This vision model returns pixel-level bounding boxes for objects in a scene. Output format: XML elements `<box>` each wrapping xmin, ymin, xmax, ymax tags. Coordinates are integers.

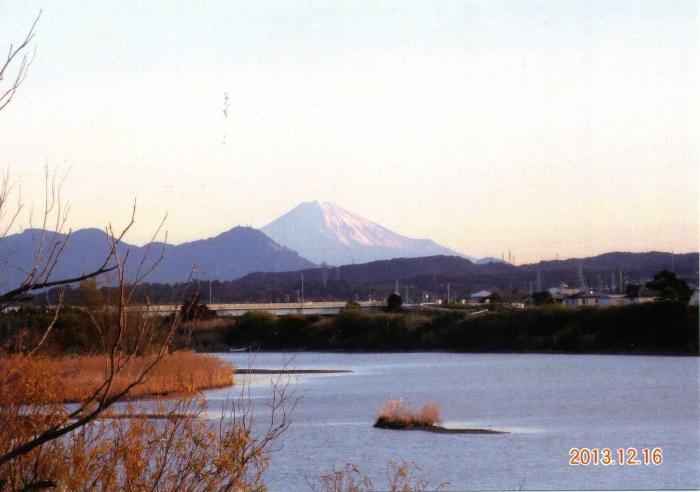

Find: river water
<box><xmin>202</xmin><ymin>352</ymin><xmax>699</xmax><ymax>491</ymax></box>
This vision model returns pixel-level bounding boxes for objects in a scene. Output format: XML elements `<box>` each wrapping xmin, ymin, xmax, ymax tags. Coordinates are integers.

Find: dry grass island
<box><xmin>374</xmin><ymin>399</ymin><xmax>507</xmax><ymax>435</ymax></box>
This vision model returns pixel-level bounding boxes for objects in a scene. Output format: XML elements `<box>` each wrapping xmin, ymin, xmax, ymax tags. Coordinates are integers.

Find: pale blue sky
<box><xmin>0</xmin><ymin>1</ymin><xmax>697</xmax><ymax>262</ymax></box>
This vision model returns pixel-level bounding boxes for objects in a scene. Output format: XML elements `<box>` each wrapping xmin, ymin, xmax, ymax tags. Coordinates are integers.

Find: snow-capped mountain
<box><xmin>262</xmin><ymin>201</ymin><xmax>474</xmax><ymax>265</ymax></box>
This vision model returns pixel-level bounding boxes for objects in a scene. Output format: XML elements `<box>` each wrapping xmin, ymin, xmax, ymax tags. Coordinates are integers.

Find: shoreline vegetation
<box><xmin>218</xmin><ymin>301</ymin><xmax>698</xmax><ymax>356</ymax></box>
<box><xmin>3</xmin><ymin>301</ymin><xmax>697</xmax><ymax>357</ymax></box>
<box><xmin>374</xmin><ymin>399</ymin><xmax>506</xmax><ymax>435</ymax></box>
<box><xmin>0</xmin><ymin>351</ymin><xmax>234</xmax><ymax>404</ymax></box>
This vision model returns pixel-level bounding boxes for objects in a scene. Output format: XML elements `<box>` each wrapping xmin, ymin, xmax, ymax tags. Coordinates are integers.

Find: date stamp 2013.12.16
<box><xmin>569</xmin><ymin>448</ymin><xmax>663</xmax><ymax>466</ymax></box>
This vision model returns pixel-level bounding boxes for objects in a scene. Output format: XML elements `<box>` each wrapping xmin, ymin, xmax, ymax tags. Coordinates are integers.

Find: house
<box><xmin>470</xmin><ymin>290</ymin><xmax>492</xmax><ymax>304</ymax></box>
<box><xmin>564</xmin><ymin>293</ymin><xmax>599</xmax><ymax>307</ymax></box>
<box><xmin>597</xmin><ymin>294</ymin><xmax>627</xmax><ymax>307</ymax></box>
<box><xmin>548</xmin><ymin>284</ymin><xmax>581</xmax><ymax>303</ymax></box>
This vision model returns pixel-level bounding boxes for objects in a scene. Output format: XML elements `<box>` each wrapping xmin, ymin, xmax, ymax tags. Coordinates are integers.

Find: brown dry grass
<box><xmin>375</xmin><ymin>399</ymin><xmax>442</xmax><ymax>429</ymax></box>
<box><xmin>0</xmin><ymin>366</ymin><xmax>293</xmax><ymax>491</ymax></box>
<box><xmin>0</xmin><ymin>351</ymin><xmax>234</xmax><ymax>403</ymax></box>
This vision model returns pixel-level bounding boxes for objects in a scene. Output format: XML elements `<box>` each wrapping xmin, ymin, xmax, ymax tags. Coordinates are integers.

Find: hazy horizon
<box><xmin>7</xmin><ymin>197</ymin><xmax>697</xmax><ymax>266</ymax></box>
<box><xmin>1</xmin><ymin>1</ymin><xmax>697</xmax><ymax>263</ymax></box>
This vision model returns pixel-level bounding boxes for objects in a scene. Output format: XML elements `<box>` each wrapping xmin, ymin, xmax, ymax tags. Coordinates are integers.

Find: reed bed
<box><xmin>0</xmin><ymin>351</ymin><xmax>234</xmax><ymax>403</ymax></box>
<box><xmin>375</xmin><ymin>399</ymin><xmax>442</xmax><ymax>429</ymax></box>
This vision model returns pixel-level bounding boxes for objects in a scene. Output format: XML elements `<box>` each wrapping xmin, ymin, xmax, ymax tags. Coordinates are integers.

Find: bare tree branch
<box><xmin>0</xmin><ymin>11</ymin><xmax>40</xmax><ymax>112</ymax></box>
<box><xmin>0</xmin><ymin>208</ymin><xmax>173</xmax><ymax>467</ymax></box>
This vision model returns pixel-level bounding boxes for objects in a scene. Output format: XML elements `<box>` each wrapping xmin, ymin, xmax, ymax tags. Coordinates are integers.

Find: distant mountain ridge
<box><xmin>3</xmin><ymin>215</ymin><xmax>694</xmax><ymax>298</ymax></box>
<box><xmin>262</xmin><ymin>201</ymin><xmax>494</xmax><ymax>265</ymax></box>
<box><xmin>96</xmin><ymin>251</ymin><xmax>697</xmax><ymax>304</ymax></box>
<box><xmin>0</xmin><ymin>226</ymin><xmax>314</xmax><ymax>290</ymax></box>
<box><xmin>224</xmin><ymin>251</ymin><xmax>698</xmax><ymax>302</ymax></box>
<box><xmin>236</xmin><ymin>251</ymin><xmax>698</xmax><ymax>286</ymax></box>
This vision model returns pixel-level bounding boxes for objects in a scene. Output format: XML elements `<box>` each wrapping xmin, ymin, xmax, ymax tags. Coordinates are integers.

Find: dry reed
<box><xmin>0</xmin><ymin>351</ymin><xmax>234</xmax><ymax>403</ymax></box>
<box><xmin>375</xmin><ymin>399</ymin><xmax>442</xmax><ymax>429</ymax></box>
<box><xmin>0</xmin><ymin>370</ymin><xmax>293</xmax><ymax>490</ymax></box>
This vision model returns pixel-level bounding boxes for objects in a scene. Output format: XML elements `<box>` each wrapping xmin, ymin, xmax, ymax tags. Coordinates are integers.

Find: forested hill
<box><xmin>236</xmin><ymin>251</ymin><xmax>697</xmax><ymax>285</ymax></box>
<box><xmin>0</xmin><ymin>226</ymin><xmax>314</xmax><ymax>291</ymax></box>
<box><xmin>46</xmin><ymin>251</ymin><xmax>698</xmax><ymax>305</ymax></box>
<box><xmin>517</xmin><ymin>252</ymin><xmax>698</xmax><ymax>278</ymax></box>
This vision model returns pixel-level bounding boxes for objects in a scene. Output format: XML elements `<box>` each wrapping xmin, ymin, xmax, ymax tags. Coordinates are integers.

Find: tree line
<box><xmin>220</xmin><ymin>301</ymin><xmax>698</xmax><ymax>355</ymax></box>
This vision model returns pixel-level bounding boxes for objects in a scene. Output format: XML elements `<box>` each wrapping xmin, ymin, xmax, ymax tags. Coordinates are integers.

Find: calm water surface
<box><xmin>203</xmin><ymin>353</ymin><xmax>699</xmax><ymax>491</ymax></box>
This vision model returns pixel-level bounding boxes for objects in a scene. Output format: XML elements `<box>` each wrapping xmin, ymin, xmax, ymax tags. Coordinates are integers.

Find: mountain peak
<box><xmin>262</xmin><ymin>201</ymin><xmax>469</xmax><ymax>265</ymax></box>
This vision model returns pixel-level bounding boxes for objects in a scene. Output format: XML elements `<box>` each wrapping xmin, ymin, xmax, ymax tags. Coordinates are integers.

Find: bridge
<box><xmin>147</xmin><ymin>300</ymin><xmax>385</xmax><ymax>315</ymax></box>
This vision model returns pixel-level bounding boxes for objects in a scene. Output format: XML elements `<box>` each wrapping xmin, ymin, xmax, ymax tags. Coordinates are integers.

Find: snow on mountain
<box><xmin>262</xmin><ymin>201</ymin><xmax>475</xmax><ymax>265</ymax></box>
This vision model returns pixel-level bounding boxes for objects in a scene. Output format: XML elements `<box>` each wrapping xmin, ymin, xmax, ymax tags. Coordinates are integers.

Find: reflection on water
<box><xmin>204</xmin><ymin>352</ymin><xmax>699</xmax><ymax>491</ymax></box>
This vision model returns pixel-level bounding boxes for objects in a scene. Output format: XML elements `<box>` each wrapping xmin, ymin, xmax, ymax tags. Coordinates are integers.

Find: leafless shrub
<box><xmin>315</xmin><ymin>463</ymin><xmax>374</xmax><ymax>492</ymax></box>
<box><xmin>314</xmin><ymin>461</ymin><xmax>447</xmax><ymax>492</ymax></box>
<box><xmin>0</xmin><ymin>365</ymin><xmax>295</xmax><ymax>490</ymax></box>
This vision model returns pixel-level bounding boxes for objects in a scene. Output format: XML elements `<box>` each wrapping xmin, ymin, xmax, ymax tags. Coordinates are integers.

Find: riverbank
<box><xmin>213</xmin><ymin>302</ymin><xmax>698</xmax><ymax>355</ymax></box>
<box><xmin>234</xmin><ymin>368</ymin><xmax>352</xmax><ymax>374</ymax></box>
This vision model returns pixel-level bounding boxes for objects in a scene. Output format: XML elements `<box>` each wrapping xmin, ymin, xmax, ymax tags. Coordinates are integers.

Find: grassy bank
<box><xmin>0</xmin><ymin>351</ymin><xmax>234</xmax><ymax>403</ymax></box>
<box><xmin>221</xmin><ymin>302</ymin><xmax>698</xmax><ymax>355</ymax></box>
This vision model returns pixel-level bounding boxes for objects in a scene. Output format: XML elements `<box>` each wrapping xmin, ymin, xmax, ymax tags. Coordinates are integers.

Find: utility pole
<box><xmin>395</xmin><ymin>279</ymin><xmax>399</xmax><ymax>294</ymax></box>
<box><xmin>671</xmin><ymin>251</ymin><xmax>675</xmax><ymax>273</ymax></box>
<box><xmin>209</xmin><ymin>279</ymin><xmax>212</xmax><ymax>304</ymax></box>
<box><xmin>447</xmin><ymin>283</ymin><xmax>451</xmax><ymax>303</ymax></box>
<box><xmin>619</xmin><ymin>271</ymin><xmax>624</xmax><ymax>294</ymax></box>
<box><xmin>405</xmin><ymin>286</ymin><xmax>409</xmax><ymax>305</ymax></box>
<box><xmin>300</xmin><ymin>272</ymin><xmax>305</xmax><ymax>310</ymax></box>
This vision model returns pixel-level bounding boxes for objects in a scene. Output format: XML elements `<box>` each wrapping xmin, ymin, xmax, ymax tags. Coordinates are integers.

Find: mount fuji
<box><xmin>262</xmin><ymin>201</ymin><xmax>484</xmax><ymax>266</ymax></box>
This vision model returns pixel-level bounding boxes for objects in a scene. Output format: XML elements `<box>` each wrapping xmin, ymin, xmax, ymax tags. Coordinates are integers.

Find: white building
<box><xmin>548</xmin><ymin>284</ymin><xmax>581</xmax><ymax>303</ymax></box>
<box><xmin>470</xmin><ymin>290</ymin><xmax>492</xmax><ymax>304</ymax></box>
